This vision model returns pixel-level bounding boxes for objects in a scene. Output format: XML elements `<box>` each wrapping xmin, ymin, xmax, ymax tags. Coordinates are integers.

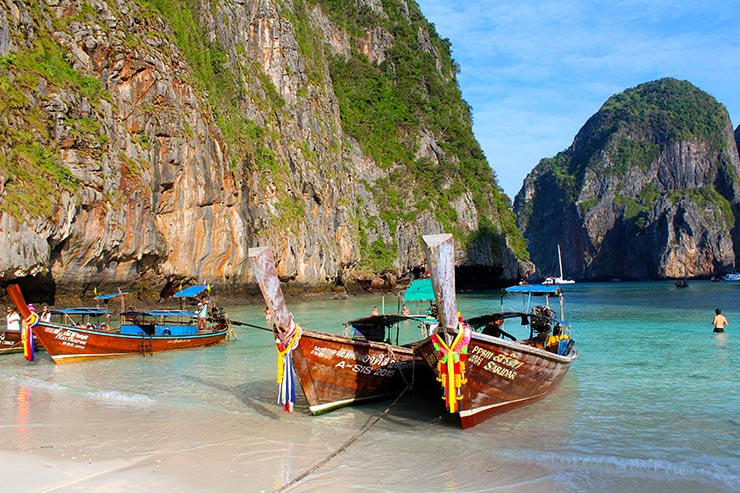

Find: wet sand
<box><xmin>0</xmin><ymin>363</ymin><xmax>561</xmax><ymax>493</ymax></box>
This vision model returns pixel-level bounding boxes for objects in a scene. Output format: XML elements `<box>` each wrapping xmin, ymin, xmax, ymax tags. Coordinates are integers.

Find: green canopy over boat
<box><xmin>403</xmin><ymin>279</ymin><xmax>434</xmax><ymax>302</ymax></box>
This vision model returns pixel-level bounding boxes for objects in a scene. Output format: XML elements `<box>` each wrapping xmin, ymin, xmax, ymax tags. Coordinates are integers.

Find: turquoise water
<box><xmin>1</xmin><ymin>281</ymin><xmax>739</xmax><ymax>492</ymax></box>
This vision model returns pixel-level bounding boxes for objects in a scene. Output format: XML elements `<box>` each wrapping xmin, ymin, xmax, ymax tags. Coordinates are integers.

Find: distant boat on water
<box><xmin>722</xmin><ymin>272</ymin><xmax>740</xmax><ymax>281</ymax></box>
<box><xmin>543</xmin><ymin>244</ymin><xmax>576</xmax><ymax>285</ymax></box>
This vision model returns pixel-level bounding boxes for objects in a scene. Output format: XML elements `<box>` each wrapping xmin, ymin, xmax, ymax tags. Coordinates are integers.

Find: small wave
<box><xmin>496</xmin><ymin>449</ymin><xmax>740</xmax><ymax>490</ymax></box>
<box><xmin>87</xmin><ymin>389</ymin><xmax>155</xmax><ymax>406</ymax></box>
<box><xmin>10</xmin><ymin>376</ymin><xmax>155</xmax><ymax>407</ymax></box>
<box><xmin>10</xmin><ymin>375</ymin><xmax>66</xmax><ymax>392</ymax></box>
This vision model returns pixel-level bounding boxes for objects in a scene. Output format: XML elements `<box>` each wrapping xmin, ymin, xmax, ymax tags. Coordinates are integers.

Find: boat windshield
<box><xmin>50</xmin><ymin>308</ymin><xmax>113</xmax><ymax>329</ymax></box>
<box><xmin>122</xmin><ymin>310</ymin><xmax>197</xmax><ymax>322</ymax></box>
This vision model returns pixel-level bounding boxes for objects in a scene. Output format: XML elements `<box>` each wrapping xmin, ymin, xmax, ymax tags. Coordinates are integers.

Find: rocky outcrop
<box><xmin>514</xmin><ymin>78</ymin><xmax>740</xmax><ymax>280</ymax></box>
<box><xmin>0</xmin><ymin>0</ymin><xmax>530</xmax><ymax>300</ymax></box>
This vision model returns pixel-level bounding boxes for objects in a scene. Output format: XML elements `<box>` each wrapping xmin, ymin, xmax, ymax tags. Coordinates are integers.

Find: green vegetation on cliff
<box><xmin>0</xmin><ymin>29</ymin><xmax>101</xmax><ymax>218</ymax></box>
<box><xmin>1</xmin><ymin>0</ymin><xmax>528</xmax><ymax>283</ymax></box>
<box><xmin>515</xmin><ymin>77</ymin><xmax>739</xmax><ymax>281</ymax></box>
<box><xmin>555</xmin><ymin>78</ymin><xmax>731</xmax><ymax>201</ymax></box>
<box><xmin>317</xmin><ymin>0</ymin><xmax>527</xmax><ymax>266</ymax></box>
<box><xmin>138</xmin><ymin>0</ymin><xmax>268</xmax><ymax>170</ymax></box>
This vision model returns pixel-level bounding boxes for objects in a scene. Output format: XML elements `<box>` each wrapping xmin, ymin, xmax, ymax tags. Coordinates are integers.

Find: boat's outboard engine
<box><xmin>209</xmin><ymin>306</ymin><xmax>229</xmax><ymax>328</ymax></box>
<box><xmin>530</xmin><ymin>305</ymin><xmax>555</xmax><ymax>336</ymax></box>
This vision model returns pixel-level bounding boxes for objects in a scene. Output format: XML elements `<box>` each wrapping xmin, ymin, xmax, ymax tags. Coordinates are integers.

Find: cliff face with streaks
<box><xmin>0</xmin><ymin>0</ymin><xmax>531</xmax><ymax>300</ymax></box>
<box><xmin>515</xmin><ymin>79</ymin><xmax>740</xmax><ymax>281</ymax></box>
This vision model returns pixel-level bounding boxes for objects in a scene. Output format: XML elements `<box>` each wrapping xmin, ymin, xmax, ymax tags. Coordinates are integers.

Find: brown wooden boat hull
<box><xmin>30</xmin><ymin>321</ymin><xmax>229</xmax><ymax>363</ymax></box>
<box><xmin>0</xmin><ymin>331</ymin><xmax>43</xmax><ymax>355</ymax></box>
<box><xmin>292</xmin><ymin>330</ymin><xmax>426</xmax><ymax>414</ymax></box>
<box><xmin>417</xmin><ymin>332</ymin><xmax>577</xmax><ymax>429</ymax></box>
<box><xmin>0</xmin><ymin>331</ymin><xmax>24</xmax><ymax>354</ymax></box>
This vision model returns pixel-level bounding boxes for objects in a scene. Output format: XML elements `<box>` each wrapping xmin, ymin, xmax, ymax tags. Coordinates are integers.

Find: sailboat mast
<box><xmin>558</xmin><ymin>244</ymin><xmax>564</xmax><ymax>279</ymax></box>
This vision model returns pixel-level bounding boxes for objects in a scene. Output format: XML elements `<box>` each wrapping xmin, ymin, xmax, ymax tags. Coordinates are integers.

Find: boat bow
<box><xmin>248</xmin><ymin>246</ymin><xmax>426</xmax><ymax>415</ymax></box>
<box><xmin>418</xmin><ymin>234</ymin><xmax>578</xmax><ymax>429</ymax></box>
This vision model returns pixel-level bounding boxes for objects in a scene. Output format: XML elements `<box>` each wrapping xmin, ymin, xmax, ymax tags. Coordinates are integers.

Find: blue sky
<box><xmin>415</xmin><ymin>1</ymin><xmax>740</xmax><ymax>199</ymax></box>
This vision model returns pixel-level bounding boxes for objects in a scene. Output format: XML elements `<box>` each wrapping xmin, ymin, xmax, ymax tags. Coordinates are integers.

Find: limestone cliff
<box><xmin>514</xmin><ymin>78</ymin><xmax>740</xmax><ymax>280</ymax></box>
<box><xmin>0</xmin><ymin>0</ymin><xmax>530</xmax><ymax>300</ymax></box>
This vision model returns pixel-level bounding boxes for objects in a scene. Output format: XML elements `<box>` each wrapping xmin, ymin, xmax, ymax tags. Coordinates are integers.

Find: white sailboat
<box><xmin>543</xmin><ymin>244</ymin><xmax>576</xmax><ymax>285</ymax></box>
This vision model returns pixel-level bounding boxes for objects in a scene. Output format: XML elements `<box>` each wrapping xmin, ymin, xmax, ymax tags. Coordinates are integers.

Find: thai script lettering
<box><xmin>469</xmin><ymin>346</ymin><xmax>524</xmax><ymax>369</ymax></box>
<box><xmin>467</xmin><ymin>345</ymin><xmax>524</xmax><ymax>380</ymax></box>
<box><xmin>310</xmin><ymin>346</ymin><xmax>358</xmax><ymax>361</ymax></box>
<box><xmin>309</xmin><ymin>344</ymin><xmax>400</xmax><ymax>378</ymax></box>
<box><xmin>52</xmin><ymin>328</ymin><xmax>89</xmax><ymax>350</ymax></box>
<box><xmin>310</xmin><ymin>345</ymin><xmax>400</xmax><ymax>367</ymax></box>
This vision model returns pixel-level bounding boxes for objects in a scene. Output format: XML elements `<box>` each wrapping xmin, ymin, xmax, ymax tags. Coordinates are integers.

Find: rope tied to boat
<box><xmin>431</xmin><ymin>322</ymin><xmax>471</xmax><ymax>413</ymax></box>
<box><xmin>275</xmin><ymin>319</ymin><xmax>302</xmax><ymax>412</ymax></box>
<box><xmin>274</xmin><ymin>381</ymin><xmax>414</xmax><ymax>493</ymax></box>
<box><xmin>386</xmin><ymin>345</ymin><xmax>411</xmax><ymax>387</ymax></box>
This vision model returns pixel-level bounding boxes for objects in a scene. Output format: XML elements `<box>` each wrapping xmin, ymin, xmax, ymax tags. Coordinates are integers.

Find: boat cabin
<box><xmin>345</xmin><ymin>314</ymin><xmax>422</xmax><ymax>345</ymax></box>
<box><xmin>50</xmin><ymin>308</ymin><xmax>113</xmax><ymax>331</ymax></box>
<box><xmin>120</xmin><ymin>310</ymin><xmax>199</xmax><ymax>336</ymax></box>
<box><xmin>464</xmin><ymin>285</ymin><xmax>574</xmax><ymax>355</ymax></box>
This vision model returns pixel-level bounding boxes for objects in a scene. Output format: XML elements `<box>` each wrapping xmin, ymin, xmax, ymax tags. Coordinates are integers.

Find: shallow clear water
<box><xmin>1</xmin><ymin>281</ymin><xmax>739</xmax><ymax>492</ymax></box>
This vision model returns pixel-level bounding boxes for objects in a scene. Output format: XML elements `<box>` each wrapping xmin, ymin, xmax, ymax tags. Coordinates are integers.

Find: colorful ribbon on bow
<box><xmin>22</xmin><ymin>312</ymin><xmax>39</xmax><ymax>362</ymax></box>
<box><xmin>431</xmin><ymin>323</ymin><xmax>471</xmax><ymax>413</ymax></box>
<box><xmin>275</xmin><ymin>319</ymin><xmax>302</xmax><ymax>412</ymax></box>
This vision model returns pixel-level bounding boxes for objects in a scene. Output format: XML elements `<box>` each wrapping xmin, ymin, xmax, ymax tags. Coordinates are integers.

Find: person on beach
<box><xmin>713</xmin><ymin>308</ymin><xmax>728</xmax><ymax>333</ymax></box>
<box><xmin>264</xmin><ymin>306</ymin><xmax>271</xmax><ymax>321</ymax></box>
<box><xmin>197</xmin><ymin>296</ymin><xmax>209</xmax><ymax>332</ymax></box>
<box><xmin>371</xmin><ymin>306</ymin><xmax>379</xmax><ymax>316</ymax></box>
<box><xmin>401</xmin><ymin>304</ymin><xmax>410</xmax><ymax>316</ymax></box>
<box><xmin>40</xmin><ymin>304</ymin><xmax>51</xmax><ymax>323</ymax></box>
<box><xmin>4</xmin><ymin>306</ymin><xmax>21</xmax><ymax>339</ymax></box>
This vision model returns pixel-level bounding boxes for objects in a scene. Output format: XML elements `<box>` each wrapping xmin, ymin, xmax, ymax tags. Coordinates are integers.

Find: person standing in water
<box><xmin>40</xmin><ymin>304</ymin><xmax>52</xmax><ymax>322</ymax></box>
<box><xmin>4</xmin><ymin>306</ymin><xmax>21</xmax><ymax>339</ymax></box>
<box><xmin>197</xmin><ymin>296</ymin><xmax>209</xmax><ymax>333</ymax></box>
<box><xmin>713</xmin><ymin>308</ymin><xmax>728</xmax><ymax>333</ymax></box>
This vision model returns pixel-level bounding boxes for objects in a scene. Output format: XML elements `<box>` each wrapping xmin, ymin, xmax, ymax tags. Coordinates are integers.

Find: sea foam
<box><xmin>10</xmin><ymin>375</ymin><xmax>155</xmax><ymax>407</ymax></box>
<box><xmin>496</xmin><ymin>449</ymin><xmax>740</xmax><ymax>490</ymax></box>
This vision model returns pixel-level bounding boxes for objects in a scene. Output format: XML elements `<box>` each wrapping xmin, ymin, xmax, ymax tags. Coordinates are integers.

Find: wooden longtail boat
<box><xmin>248</xmin><ymin>246</ymin><xmax>428</xmax><ymax>415</ymax></box>
<box><xmin>5</xmin><ymin>284</ymin><xmax>231</xmax><ymax>364</ymax></box>
<box><xmin>0</xmin><ymin>330</ymin><xmax>26</xmax><ymax>354</ymax></box>
<box><xmin>416</xmin><ymin>233</ymin><xmax>578</xmax><ymax>429</ymax></box>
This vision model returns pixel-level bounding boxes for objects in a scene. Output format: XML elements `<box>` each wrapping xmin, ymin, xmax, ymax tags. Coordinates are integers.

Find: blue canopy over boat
<box><xmin>499</xmin><ymin>284</ymin><xmax>567</xmax><ymax>331</ymax></box>
<box><xmin>403</xmin><ymin>279</ymin><xmax>435</xmax><ymax>302</ymax></box>
<box><xmin>94</xmin><ymin>291</ymin><xmax>128</xmax><ymax>300</ymax></box>
<box><xmin>52</xmin><ymin>308</ymin><xmax>112</xmax><ymax>316</ymax></box>
<box><xmin>173</xmin><ymin>285</ymin><xmax>208</xmax><ymax>298</ymax></box>
<box><xmin>123</xmin><ymin>309</ymin><xmax>197</xmax><ymax>317</ymax></box>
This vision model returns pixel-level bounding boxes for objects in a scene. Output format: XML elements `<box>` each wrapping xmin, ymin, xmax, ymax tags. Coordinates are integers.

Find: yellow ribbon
<box><xmin>435</xmin><ymin>324</ymin><xmax>469</xmax><ymax>413</ymax></box>
<box><xmin>276</xmin><ymin>323</ymin><xmax>302</xmax><ymax>384</ymax></box>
